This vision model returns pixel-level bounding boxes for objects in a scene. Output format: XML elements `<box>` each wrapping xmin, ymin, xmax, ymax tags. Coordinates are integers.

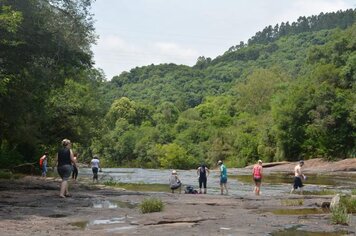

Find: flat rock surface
<box><xmin>0</xmin><ymin>168</ymin><xmax>355</xmax><ymax>235</ymax></box>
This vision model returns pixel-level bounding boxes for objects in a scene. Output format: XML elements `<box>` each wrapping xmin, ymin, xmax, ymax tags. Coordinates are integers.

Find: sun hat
<box><xmin>258</xmin><ymin>160</ymin><xmax>262</xmax><ymax>164</ymax></box>
<box><xmin>172</xmin><ymin>170</ymin><xmax>177</xmax><ymax>174</ymax></box>
<box><xmin>217</xmin><ymin>160</ymin><xmax>223</xmax><ymax>165</ymax></box>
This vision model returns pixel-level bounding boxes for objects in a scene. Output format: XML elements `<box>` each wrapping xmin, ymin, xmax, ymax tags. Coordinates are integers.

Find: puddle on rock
<box><xmin>92</xmin><ymin>200</ymin><xmax>138</xmax><ymax>209</ymax></box>
<box><xmin>70</xmin><ymin>217</ymin><xmax>129</xmax><ymax>229</ymax></box>
<box><xmin>106</xmin><ymin>226</ymin><xmax>137</xmax><ymax>233</ymax></box>
<box><xmin>70</xmin><ymin>221</ymin><xmax>88</xmax><ymax>230</ymax></box>
<box><xmin>268</xmin><ymin>208</ymin><xmax>328</xmax><ymax>215</ymax></box>
<box><xmin>103</xmin><ymin>182</ymin><xmax>170</xmax><ymax>192</ymax></box>
<box><xmin>92</xmin><ymin>217</ymin><xmax>126</xmax><ymax>225</ymax></box>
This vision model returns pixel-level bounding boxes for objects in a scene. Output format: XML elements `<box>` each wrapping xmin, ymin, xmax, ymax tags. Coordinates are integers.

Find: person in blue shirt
<box><xmin>218</xmin><ymin>160</ymin><xmax>228</xmax><ymax>195</ymax></box>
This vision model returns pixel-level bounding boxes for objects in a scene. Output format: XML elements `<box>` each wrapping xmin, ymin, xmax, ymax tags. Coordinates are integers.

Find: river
<box><xmin>78</xmin><ymin>167</ymin><xmax>356</xmax><ymax>197</ymax></box>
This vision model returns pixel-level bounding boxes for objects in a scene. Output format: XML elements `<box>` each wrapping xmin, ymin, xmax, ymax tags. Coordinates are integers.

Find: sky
<box><xmin>91</xmin><ymin>0</ymin><xmax>356</xmax><ymax>80</ymax></box>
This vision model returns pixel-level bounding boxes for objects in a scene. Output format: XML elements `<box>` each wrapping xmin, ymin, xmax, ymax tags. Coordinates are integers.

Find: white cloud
<box><xmin>278</xmin><ymin>0</ymin><xmax>352</xmax><ymax>23</ymax></box>
<box><xmin>154</xmin><ymin>42</ymin><xmax>199</xmax><ymax>60</ymax></box>
<box><xmin>92</xmin><ymin>36</ymin><xmax>200</xmax><ymax>79</ymax></box>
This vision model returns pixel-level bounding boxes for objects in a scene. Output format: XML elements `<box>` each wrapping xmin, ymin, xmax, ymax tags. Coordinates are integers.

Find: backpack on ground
<box><xmin>184</xmin><ymin>185</ymin><xmax>198</xmax><ymax>194</ymax></box>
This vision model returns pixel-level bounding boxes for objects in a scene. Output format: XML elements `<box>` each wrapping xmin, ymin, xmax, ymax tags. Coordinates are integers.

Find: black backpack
<box><xmin>185</xmin><ymin>185</ymin><xmax>198</xmax><ymax>194</ymax></box>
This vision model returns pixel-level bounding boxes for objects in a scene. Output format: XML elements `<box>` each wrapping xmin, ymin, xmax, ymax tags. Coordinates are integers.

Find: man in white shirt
<box><xmin>90</xmin><ymin>156</ymin><xmax>101</xmax><ymax>183</ymax></box>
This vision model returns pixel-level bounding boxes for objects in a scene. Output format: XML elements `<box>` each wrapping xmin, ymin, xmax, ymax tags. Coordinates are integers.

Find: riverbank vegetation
<box><xmin>0</xmin><ymin>1</ymin><xmax>355</xmax><ymax>169</ymax></box>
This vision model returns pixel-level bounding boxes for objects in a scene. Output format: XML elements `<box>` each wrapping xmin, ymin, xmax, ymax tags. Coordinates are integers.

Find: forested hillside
<box><xmin>0</xmin><ymin>1</ymin><xmax>355</xmax><ymax>169</ymax></box>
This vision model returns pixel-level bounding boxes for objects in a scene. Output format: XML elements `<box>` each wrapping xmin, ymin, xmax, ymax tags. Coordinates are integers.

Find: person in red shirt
<box><xmin>252</xmin><ymin>160</ymin><xmax>263</xmax><ymax>196</ymax></box>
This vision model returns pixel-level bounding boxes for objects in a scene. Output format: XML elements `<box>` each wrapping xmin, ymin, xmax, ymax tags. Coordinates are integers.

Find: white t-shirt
<box><xmin>91</xmin><ymin>159</ymin><xmax>100</xmax><ymax>168</ymax></box>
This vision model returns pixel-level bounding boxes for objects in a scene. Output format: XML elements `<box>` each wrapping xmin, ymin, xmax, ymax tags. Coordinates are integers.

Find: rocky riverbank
<box><xmin>0</xmin><ymin>160</ymin><xmax>355</xmax><ymax>236</ymax></box>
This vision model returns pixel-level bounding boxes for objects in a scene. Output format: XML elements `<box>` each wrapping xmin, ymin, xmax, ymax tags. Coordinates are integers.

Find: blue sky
<box><xmin>91</xmin><ymin>0</ymin><xmax>356</xmax><ymax>79</ymax></box>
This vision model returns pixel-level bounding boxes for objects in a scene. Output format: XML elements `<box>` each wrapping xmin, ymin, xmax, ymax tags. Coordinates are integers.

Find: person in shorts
<box><xmin>57</xmin><ymin>139</ymin><xmax>77</xmax><ymax>198</ymax></box>
<box><xmin>197</xmin><ymin>164</ymin><xmax>210</xmax><ymax>194</ymax></box>
<box><xmin>218</xmin><ymin>160</ymin><xmax>228</xmax><ymax>195</ymax></box>
<box><xmin>290</xmin><ymin>160</ymin><xmax>306</xmax><ymax>194</ymax></box>
<box><xmin>252</xmin><ymin>160</ymin><xmax>263</xmax><ymax>195</ymax></box>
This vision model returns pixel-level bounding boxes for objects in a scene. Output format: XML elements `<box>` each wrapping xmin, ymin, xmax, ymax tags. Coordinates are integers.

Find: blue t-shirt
<box><xmin>220</xmin><ymin>164</ymin><xmax>227</xmax><ymax>178</ymax></box>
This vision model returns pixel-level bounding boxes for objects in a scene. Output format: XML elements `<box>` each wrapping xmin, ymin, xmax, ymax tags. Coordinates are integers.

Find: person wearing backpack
<box><xmin>197</xmin><ymin>164</ymin><xmax>210</xmax><ymax>194</ymax></box>
<box><xmin>252</xmin><ymin>160</ymin><xmax>263</xmax><ymax>195</ymax></box>
<box><xmin>39</xmin><ymin>152</ymin><xmax>48</xmax><ymax>178</ymax></box>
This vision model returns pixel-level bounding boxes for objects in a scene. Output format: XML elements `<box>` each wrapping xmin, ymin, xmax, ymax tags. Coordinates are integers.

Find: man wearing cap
<box><xmin>218</xmin><ymin>160</ymin><xmax>228</xmax><ymax>195</ymax></box>
<box><xmin>290</xmin><ymin>160</ymin><xmax>306</xmax><ymax>194</ymax></box>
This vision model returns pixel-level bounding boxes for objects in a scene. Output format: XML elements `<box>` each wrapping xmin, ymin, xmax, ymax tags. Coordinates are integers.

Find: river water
<box><xmin>78</xmin><ymin>168</ymin><xmax>356</xmax><ymax>197</ymax></box>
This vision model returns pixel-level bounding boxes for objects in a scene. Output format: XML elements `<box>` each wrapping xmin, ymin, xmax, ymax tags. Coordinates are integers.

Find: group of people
<box><xmin>169</xmin><ymin>160</ymin><xmax>229</xmax><ymax>195</ymax></box>
<box><xmin>169</xmin><ymin>159</ymin><xmax>306</xmax><ymax>196</ymax></box>
<box><xmin>53</xmin><ymin>138</ymin><xmax>306</xmax><ymax>198</ymax></box>
<box><xmin>41</xmin><ymin>139</ymin><xmax>102</xmax><ymax>198</ymax></box>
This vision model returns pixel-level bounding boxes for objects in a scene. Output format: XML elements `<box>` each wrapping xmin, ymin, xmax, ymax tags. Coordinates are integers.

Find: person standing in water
<box><xmin>56</xmin><ymin>139</ymin><xmax>77</xmax><ymax>198</ymax></box>
<box><xmin>197</xmin><ymin>164</ymin><xmax>210</xmax><ymax>194</ymax></box>
<box><xmin>90</xmin><ymin>156</ymin><xmax>101</xmax><ymax>183</ymax></box>
<box><xmin>252</xmin><ymin>160</ymin><xmax>263</xmax><ymax>195</ymax></box>
<box><xmin>71</xmin><ymin>152</ymin><xmax>79</xmax><ymax>182</ymax></box>
<box><xmin>218</xmin><ymin>160</ymin><xmax>228</xmax><ymax>195</ymax></box>
<box><xmin>290</xmin><ymin>160</ymin><xmax>306</xmax><ymax>194</ymax></box>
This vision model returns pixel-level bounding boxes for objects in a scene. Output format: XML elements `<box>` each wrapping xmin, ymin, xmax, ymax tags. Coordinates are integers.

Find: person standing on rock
<box><xmin>90</xmin><ymin>156</ymin><xmax>101</xmax><ymax>183</ymax></box>
<box><xmin>56</xmin><ymin>139</ymin><xmax>77</xmax><ymax>198</ymax></box>
<box><xmin>252</xmin><ymin>160</ymin><xmax>263</xmax><ymax>195</ymax></box>
<box><xmin>218</xmin><ymin>160</ymin><xmax>228</xmax><ymax>195</ymax></box>
<box><xmin>290</xmin><ymin>160</ymin><xmax>306</xmax><ymax>194</ymax></box>
<box><xmin>197</xmin><ymin>164</ymin><xmax>210</xmax><ymax>194</ymax></box>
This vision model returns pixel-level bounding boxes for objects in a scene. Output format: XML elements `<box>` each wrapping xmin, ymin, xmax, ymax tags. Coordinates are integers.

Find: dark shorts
<box><xmin>92</xmin><ymin>167</ymin><xmax>99</xmax><ymax>179</ymax></box>
<box><xmin>170</xmin><ymin>182</ymin><xmax>181</xmax><ymax>190</ymax></box>
<box><xmin>254</xmin><ymin>177</ymin><xmax>262</xmax><ymax>184</ymax></box>
<box><xmin>199</xmin><ymin>177</ymin><xmax>207</xmax><ymax>188</ymax></box>
<box><xmin>293</xmin><ymin>176</ymin><xmax>303</xmax><ymax>189</ymax></box>
<box><xmin>57</xmin><ymin>165</ymin><xmax>72</xmax><ymax>180</ymax></box>
<box><xmin>220</xmin><ymin>176</ymin><xmax>227</xmax><ymax>184</ymax></box>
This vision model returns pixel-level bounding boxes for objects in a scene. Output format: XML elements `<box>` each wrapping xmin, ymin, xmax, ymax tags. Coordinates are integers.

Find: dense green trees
<box><xmin>0</xmin><ymin>4</ymin><xmax>355</xmax><ymax>169</ymax></box>
<box><xmin>0</xmin><ymin>0</ymin><xmax>104</xmax><ymax>166</ymax></box>
<box><xmin>99</xmin><ymin>11</ymin><xmax>355</xmax><ymax>168</ymax></box>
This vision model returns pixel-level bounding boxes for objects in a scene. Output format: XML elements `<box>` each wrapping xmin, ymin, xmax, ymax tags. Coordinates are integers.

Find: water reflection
<box><xmin>92</xmin><ymin>200</ymin><xmax>138</xmax><ymax>209</ymax></box>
